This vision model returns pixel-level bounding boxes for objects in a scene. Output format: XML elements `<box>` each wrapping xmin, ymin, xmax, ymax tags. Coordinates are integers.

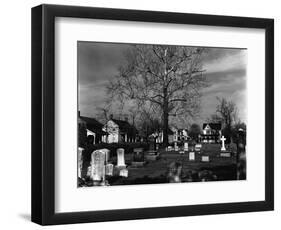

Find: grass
<box><xmin>80</xmin><ymin>143</ymin><xmax>241</xmax><ymax>186</ymax></box>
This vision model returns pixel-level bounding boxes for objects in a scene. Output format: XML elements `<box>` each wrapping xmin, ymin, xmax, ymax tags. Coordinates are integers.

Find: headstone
<box><xmin>146</xmin><ymin>135</ymin><xmax>159</xmax><ymax>161</ymax></box>
<box><xmin>132</xmin><ymin>147</ymin><xmax>145</xmax><ymax>167</ymax></box>
<box><xmin>105</xmin><ymin>163</ymin><xmax>114</xmax><ymax>176</ymax></box>
<box><xmin>184</xmin><ymin>142</ymin><xmax>189</xmax><ymax>151</ymax></box>
<box><xmin>189</xmin><ymin>151</ymin><xmax>195</xmax><ymax>161</ymax></box>
<box><xmin>119</xmin><ymin>168</ymin><xmax>128</xmax><ymax>177</ymax></box>
<box><xmin>99</xmin><ymin>148</ymin><xmax>110</xmax><ymax>163</ymax></box>
<box><xmin>167</xmin><ymin>146</ymin><xmax>173</xmax><ymax>151</ymax></box>
<box><xmin>201</xmin><ymin>156</ymin><xmax>209</xmax><ymax>162</ymax></box>
<box><xmin>133</xmin><ymin>148</ymin><xmax>144</xmax><ymax>162</ymax></box>
<box><xmin>90</xmin><ymin>149</ymin><xmax>106</xmax><ymax>181</ymax></box>
<box><xmin>86</xmin><ymin>165</ymin><xmax>91</xmax><ymax>178</ymax></box>
<box><xmin>147</xmin><ymin>135</ymin><xmax>157</xmax><ymax>154</ymax></box>
<box><xmin>104</xmin><ymin>148</ymin><xmax>111</xmax><ymax>162</ymax></box>
<box><xmin>174</xmin><ymin>142</ymin><xmax>179</xmax><ymax>151</ymax></box>
<box><xmin>78</xmin><ymin>147</ymin><xmax>84</xmax><ymax>178</ymax></box>
<box><xmin>220</xmin><ymin>135</ymin><xmax>226</xmax><ymax>151</ymax></box>
<box><xmin>117</xmin><ymin>148</ymin><xmax>126</xmax><ymax>167</ymax></box>
<box><xmin>195</xmin><ymin>144</ymin><xmax>202</xmax><ymax>152</ymax></box>
<box><xmin>220</xmin><ymin>152</ymin><xmax>231</xmax><ymax>157</ymax></box>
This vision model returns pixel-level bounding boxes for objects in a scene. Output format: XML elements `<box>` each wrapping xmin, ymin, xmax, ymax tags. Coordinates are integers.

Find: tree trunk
<box><xmin>162</xmin><ymin>88</ymin><xmax>169</xmax><ymax>147</ymax></box>
<box><xmin>163</xmin><ymin>108</ymin><xmax>169</xmax><ymax>147</ymax></box>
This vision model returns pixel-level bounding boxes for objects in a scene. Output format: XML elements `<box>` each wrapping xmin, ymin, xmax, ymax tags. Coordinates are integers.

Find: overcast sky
<box><xmin>78</xmin><ymin>42</ymin><xmax>247</xmax><ymax>126</ymax></box>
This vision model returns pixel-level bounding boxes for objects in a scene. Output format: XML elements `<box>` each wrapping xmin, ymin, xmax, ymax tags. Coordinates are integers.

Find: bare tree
<box><xmin>107</xmin><ymin>44</ymin><xmax>206</xmax><ymax>146</ymax></box>
<box><xmin>137</xmin><ymin>108</ymin><xmax>162</xmax><ymax>140</ymax></box>
<box><xmin>207</xmin><ymin>113</ymin><xmax>224</xmax><ymax>124</ymax></box>
<box><xmin>96</xmin><ymin>104</ymin><xmax>111</xmax><ymax>124</ymax></box>
<box><xmin>215</xmin><ymin>97</ymin><xmax>237</xmax><ymax>129</ymax></box>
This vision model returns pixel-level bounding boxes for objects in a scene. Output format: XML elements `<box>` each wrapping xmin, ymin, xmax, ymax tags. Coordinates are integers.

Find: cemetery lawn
<box><xmin>86</xmin><ymin>143</ymin><xmax>239</xmax><ymax>186</ymax></box>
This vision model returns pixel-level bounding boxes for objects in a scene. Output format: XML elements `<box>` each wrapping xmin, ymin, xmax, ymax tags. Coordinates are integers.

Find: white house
<box><xmin>171</xmin><ymin>127</ymin><xmax>189</xmax><ymax>142</ymax></box>
<box><xmin>103</xmin><ymin>117</ymin><xmax>138</xmax><ymax>143</ymax></box>
<box><xmin>201</xmin><ymin>123</ymin><xmax>222</xmax><ymax>143</ymax></box>
<box><xmin>153</xmin><ymin>128</ymin><xmax>174</xmax><ymax>144</ymax></box>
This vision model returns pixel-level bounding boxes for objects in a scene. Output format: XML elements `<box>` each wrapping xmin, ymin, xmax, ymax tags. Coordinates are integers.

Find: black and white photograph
<box><xmin>29</xmin><ymin>3</ymin><xmax>274</xmax><ymax>226</ymax></box>
<box><xmin>77</xmin><ymin>42</ymin><xmax>247</xmax><ymax>187</ymax></box>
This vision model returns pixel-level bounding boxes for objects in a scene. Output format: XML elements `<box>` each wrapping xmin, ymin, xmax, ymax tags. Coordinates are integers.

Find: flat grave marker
<box><xmin>201</xmin><ymin>155</ymin><xmax>210</xmax><ymax>162</ymax></box>
<box><xmin>167</xmin><ymin>146</ymin><xmax>173</xmax><ymax>151</ymax></box>
<box><xmin>119</xmin><ymin>168</ymin><xmax>128</xmax><ymax>177</ymax></box>
<box><xmin>220</xmin><ymin>152</ymin><xmax>231</xmax><ymax>157</ymax></box>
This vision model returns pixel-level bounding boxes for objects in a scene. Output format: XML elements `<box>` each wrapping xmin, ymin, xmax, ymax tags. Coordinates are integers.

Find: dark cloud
<box><xmin>78</xmin><ymin>42</ymin><xmax>132</xmax><ymax>85</ymax></box>
<box><xmin>201</xmin><ymin>48</ymin><xmax>244</xmax><ymax>63</ymax></box>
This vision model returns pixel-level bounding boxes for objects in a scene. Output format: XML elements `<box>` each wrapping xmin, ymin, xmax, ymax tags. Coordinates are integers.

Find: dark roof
<box><xmin>80</xmin><ymin>116</ymin><xmax>103</xmax><ymax>128</ymax></box>
<box><xmin>203</xmin><ymin>123</ymin><xmax>221</xmax><ymax>130</ymax></box>
<box><xmin>80</xmin><ymin>116</ymin><xmax>107</xmax><ymax>134</ymax></box>
<box><xmin>111</xmin><ymin>119</ymin><xmax>138</xmax><ymax>134</ymax></box>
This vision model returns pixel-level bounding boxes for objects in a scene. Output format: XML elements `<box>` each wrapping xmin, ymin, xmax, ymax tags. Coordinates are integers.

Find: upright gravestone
<box><xmin>195</xmin><ymin>144</ymin><xmax>202</xmax><ymax>152</ymax></box>
<box><xmin>105</xmin><ymin>163</ymin><xmax>114</xmax><ymax>176</ymax></box>
<box><xmin>132</xmin><ymin>147</ymin><xmax>145</xmax><ymax>167</ymax></box>
<box><xmin>189</xmin><ymin>151</ymin><xmax>195</xmax><ymax>161</ymax></box>
<box><xmin>90</xmin><ymin>149</ymin><xmax>106</xmax><ymax>182</ymax></box>
<box><xmin>174</xmin><ymin>142</ymin><xmax>179</xmax><ymax>151</ymax></box>
<box><xmin>184</xmin><ymin>142</ymin><xmax>189</xmax><ymax>152</ymax></box>
<box><xmin>78</xmin><ymin>147</ymin><xmax>84</xmax><ymax>178</ymax></box>
<box><xmin>146</xmin><ymin>135</ymin><xmax>159</xmax><ymax>161</ymax></box>
<box><xmin>220</xmin><ymin>136</ymin><xmax>226</xmax><ymax>151</ymax></box>
<box><xmin>116</xmin><ymin>148</ymin><xmax>126</xmax><ymax>167</ymax></box>
<box><xmin>102</xmin><ymin>148</ymin><xmax>110</xmax><ymax>163</ymax></box>
<box><xmin>147</xmin><ymin>135</ymin><xmax>157</xmax><ymax>154</ymax></box>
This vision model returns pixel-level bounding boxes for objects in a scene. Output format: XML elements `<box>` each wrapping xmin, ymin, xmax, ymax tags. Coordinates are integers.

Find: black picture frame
<box><xmin>31</xmin><ymin>4</ymin><xmax>274</xmax><ymax>225</ymax></box>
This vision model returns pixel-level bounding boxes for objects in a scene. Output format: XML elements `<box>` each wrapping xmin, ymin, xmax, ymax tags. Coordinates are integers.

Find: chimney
<box><xmin>78</xmin><ymin>111</ymin><xmax>81</xmax><ymax>117</ymax></box>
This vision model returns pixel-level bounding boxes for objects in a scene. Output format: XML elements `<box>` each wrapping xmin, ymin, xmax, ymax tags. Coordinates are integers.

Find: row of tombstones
<box><xmin>78</xmin><ymin>148</ymin><xmax>129</xmax><ymax>185</ymax></box>
<box><xmin>168</xmin><ymin>136</ymin><xmax>228</xmax><ymax>152</ymax></box>
<box><xmin>166</xmin><ymin>142</ymin><xmax>232</xmax><ymax>160</ymax></box>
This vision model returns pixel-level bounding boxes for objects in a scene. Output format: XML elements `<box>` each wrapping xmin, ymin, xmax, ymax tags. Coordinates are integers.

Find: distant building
<box><xmin>79</xmin><ymin>114</ymin><xmax>108</xmax><ymax>145</ymax></box>
<box><xmin>200</xmin><ymin>123</ymin><xmax>222</xmax><ymax>143</ymax></box>
<box><xmin>171</xmin><ymin>128</ymin><xmax>189</xmax><ymax>142</ymax></box>
<box><xmin>153</xmin><ymin>128</ymin><xmax>174</xmax><ymax>144</ymax></box>
<box><xmin>103</xmin><ymin>116</ymin><xmax>138</xmax><ymax>143</ymax></box>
